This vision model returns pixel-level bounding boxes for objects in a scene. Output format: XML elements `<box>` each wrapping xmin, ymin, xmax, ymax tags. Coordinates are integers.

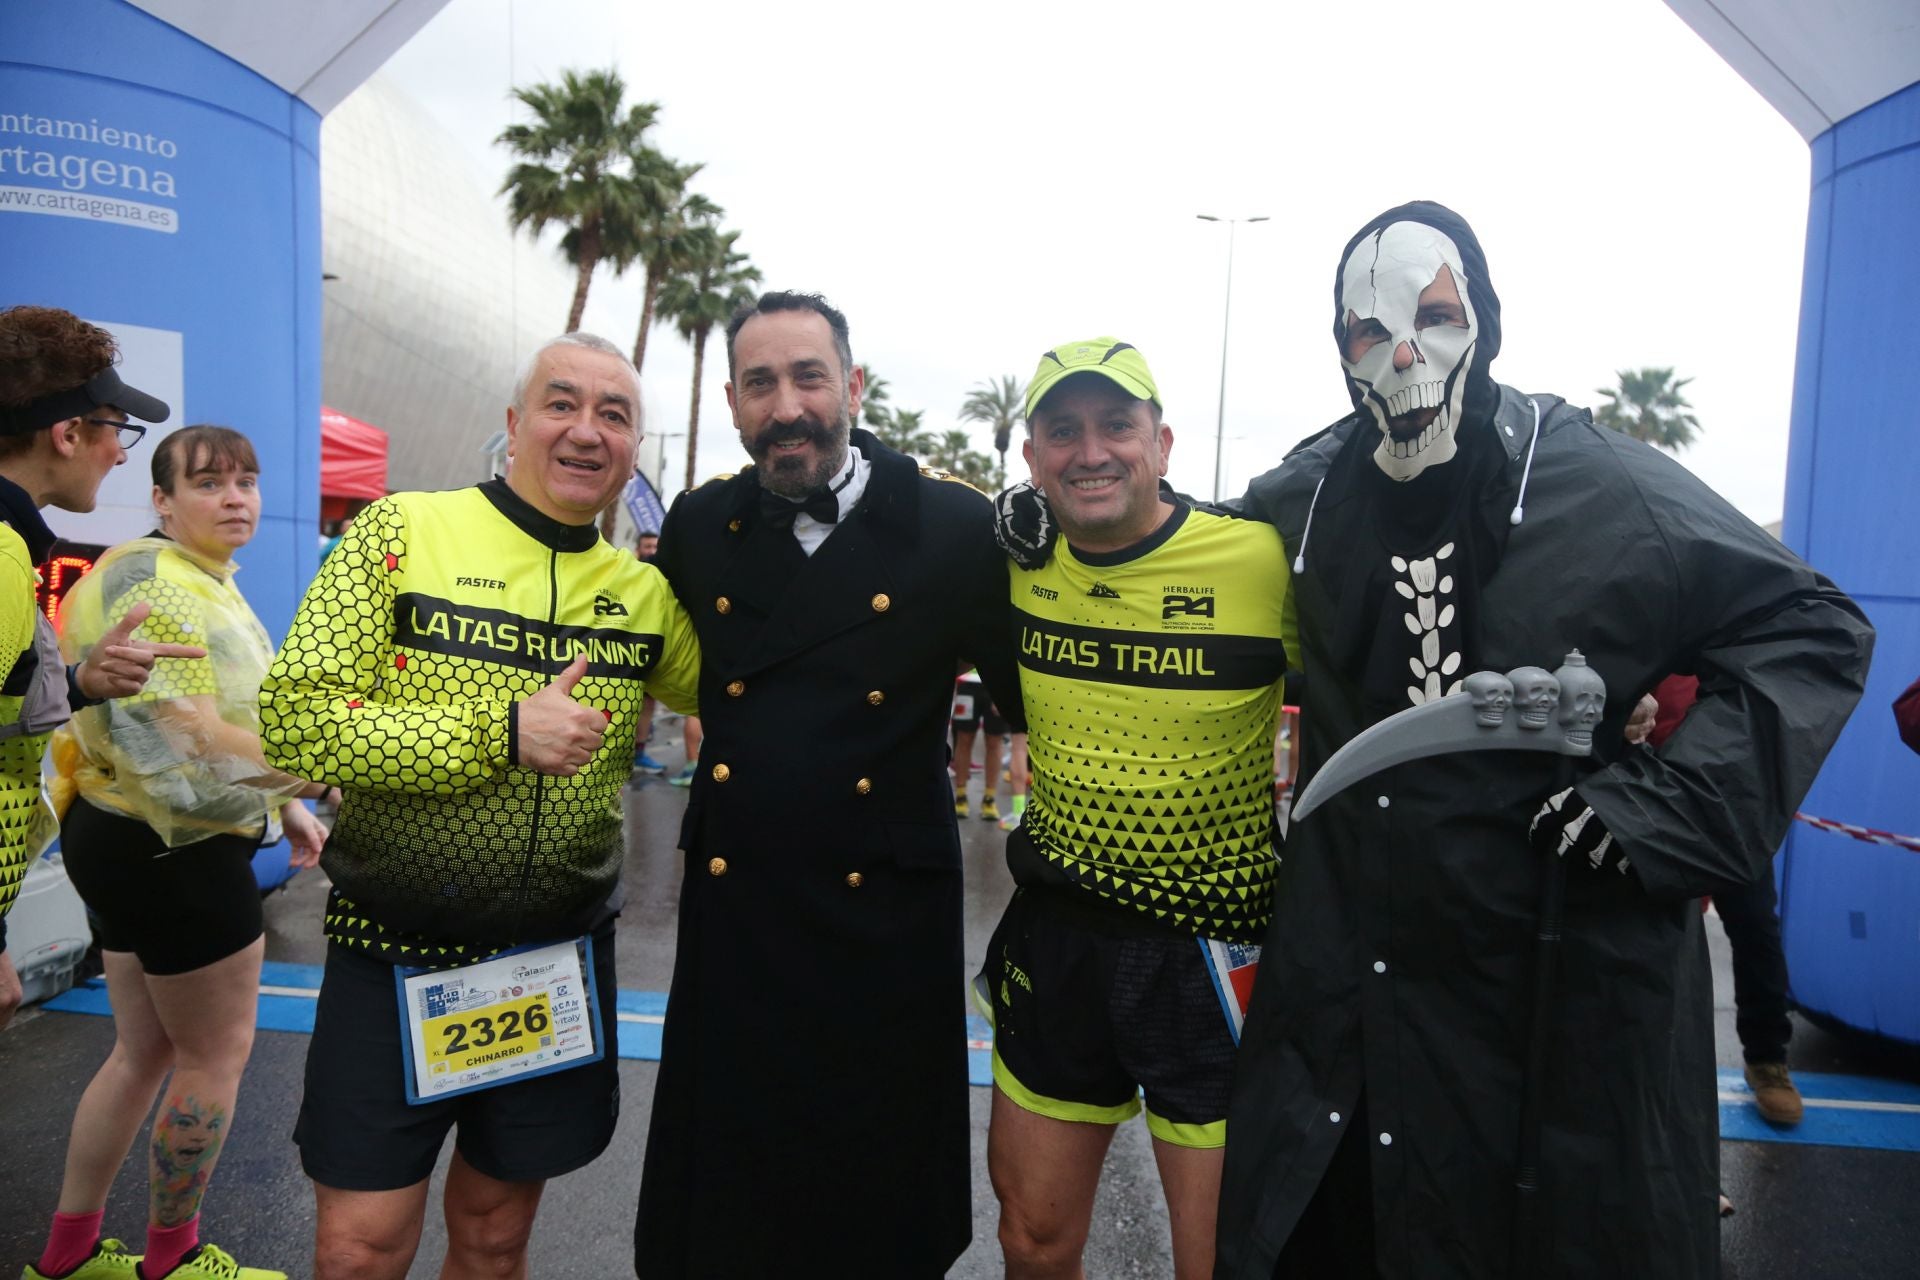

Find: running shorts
<box><xmin>61</xmin><ymin>797</ymin><xmax>264</xmax><ymax>975</ymax></box>
<box><xmin>294</xmin><ymin>919</ymin><xmax>621</xmax><ymax>1190</ymax></box>
<box><xmin>980</xmin><ymin>886</ymin><xmax>1237</xmax><ymax>1148</ymax></box>
<box><xmin>951</xmin><ymin>679</ymin><xmax>1010</xmax><ymax>736</ymax></box>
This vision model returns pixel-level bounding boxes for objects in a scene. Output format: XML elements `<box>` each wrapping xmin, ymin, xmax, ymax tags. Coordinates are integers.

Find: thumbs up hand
<box><xmin>74</xmin><ymin>601</ymin><xmax>211</xmax><ymax>701</ymax></box>
<box><xmin>514</xmin><ymin>655</ymin><xmax>608</xmax><ymax>776</ymax></box>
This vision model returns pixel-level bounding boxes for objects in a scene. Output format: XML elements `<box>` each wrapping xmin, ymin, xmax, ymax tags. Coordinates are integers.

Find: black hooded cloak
<box><xmin>1214</xmin><ymin>203</ymin><xmax>1874</xmax><ymax>1279</ymax></box>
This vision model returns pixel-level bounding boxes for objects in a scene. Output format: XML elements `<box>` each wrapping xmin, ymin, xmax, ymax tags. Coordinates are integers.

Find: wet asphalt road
<box><xmin>0</xmin><ymin>729</ymin><xmax>1173</xmax><ymax>1279</ymax></box>
<box><xmin>2</xmin><ymin>722</ymin><xmax>1917</xmax><ymax>1277</ymax></box>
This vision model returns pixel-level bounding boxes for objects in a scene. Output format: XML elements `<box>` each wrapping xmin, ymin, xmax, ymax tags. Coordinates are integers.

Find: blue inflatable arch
<box><xmin>1669</xmin><ymin>0</ymin><xmax>1920</xmax><ymax>1043</ymax></box>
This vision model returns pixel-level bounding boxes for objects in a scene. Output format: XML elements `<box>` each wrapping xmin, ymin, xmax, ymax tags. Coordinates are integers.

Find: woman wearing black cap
<box><xmin>0</xmin><ymin>305</ymin><xmax>211</xmax><ymax>1279</ymax></box>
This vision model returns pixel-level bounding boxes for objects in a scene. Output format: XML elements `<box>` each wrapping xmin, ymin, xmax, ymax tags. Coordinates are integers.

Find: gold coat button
<box><xmin>866</xmin><ymin>690</ymin><xmax>884</xmax><ymax>706</ymax></box>
<box><xmin>708</xmin><ymin>857</ymin><xmax>728</xmax><ymax>877</ymax></box>
<box><xmin>726</xmin><ymin>680</ymin><xmax>745</xmax><ymax>697</ymax></box>
<box><xmin>845</xmin><ymin>872</ymin><xmax>865</xmax><ymax>889</ymax></box>
<box><xmin>728</xmin><ymin>518</ymin><xmax>742</xmax><ymax>532</ymax></box>
<box><xmin>715</xmin><ymin>597</ymin><xmax>732</xmax><ymax>615</ymax></box>
<box><xmin>870</xmin><ymin>593</ymin><xmax>891</xmax><ymax>613</ymax></box>
<box><xmin>854</xmin><ymin>777</ymin><xmax>873</xmax><ymax>795</ymax></box>
<box><xmin>711</xmin><ymin>763</ymin><xmax>731</xmax><ymax>782</ymax></box>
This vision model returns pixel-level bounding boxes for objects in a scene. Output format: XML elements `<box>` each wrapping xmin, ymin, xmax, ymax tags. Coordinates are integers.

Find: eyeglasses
<box><xmin>84</xmin><ymin>418</ymin><xmax>147</xmax><ymax>449</ymax></box>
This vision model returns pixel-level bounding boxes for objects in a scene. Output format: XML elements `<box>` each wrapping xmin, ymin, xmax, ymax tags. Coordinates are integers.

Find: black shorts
<box><xmin>61</xmin><ymin>797</ymin><xmax>264</xmax><ymax>975</ymax></box>
<box><xmin>980</xmin><ymin>886</ymin><xmax>1237</xmax><ymax>1148</ymax></box>
<box><xmin>294</xmin><ymin>921</ymin><xmax>621</xmax><ymax>1190</ymax></box>
<box><xmin>951</xmin><ymin>680</ymin><xmax>1009</xmax><ymax>736</ymax></box>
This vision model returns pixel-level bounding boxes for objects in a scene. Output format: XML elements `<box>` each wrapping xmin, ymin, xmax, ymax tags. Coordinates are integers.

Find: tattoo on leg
<box><xmin>150</xmin><ymin>1093</ymin><xmax>228</xmax><ymax>1226</ymax></box>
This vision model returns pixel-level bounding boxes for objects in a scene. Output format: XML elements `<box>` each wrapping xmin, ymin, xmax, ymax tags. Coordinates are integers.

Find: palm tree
<box><xmin>497</xmin><ymin>68</ymin><xmax>659</xmax><ymax>331</ymax></box>
<box><xmin>959</xmin><ymin>375</ymin><xmax>1025</xmax><ymax>476</ymax></box>
<box><xmin>604</xmin><ymin>152</ymin><xmax>722</xmax><ymax>376</ymax></box>
<box><xmin>656</xmin><ymin>229</ymin><xmax>761</xmax><ymax>490</ymax></box>
<box><xmin>1595</xmin><ymin>368</ymin><xmax>1700</xmax><ymax>452</ymax></box>
<box><xmin>857</xmin><ymin>365</ymin><xmax>893</xmax><ymax>432</ymax></box>
<box><xmin>873</xmin><ymin>406</ymin><xmax>935</xmax><ymax>457</ymax></box>
<box><xmin>926</xmin><ymin>428</ymin><xmax>999</xmax><ymax>491</ymax></box>
<box><xmin>858</xmin><ymin>367</ymin><xmax>935</xmax><ymax>453</ymax></box>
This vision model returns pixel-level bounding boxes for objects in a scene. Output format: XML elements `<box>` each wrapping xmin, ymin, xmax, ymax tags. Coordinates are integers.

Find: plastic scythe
<box><xmin>1284</xmin><ymin>650</ymin><xmax>1608</xmax><ymax>1274</ymax></box>
<box><xmin>1287</xmin><ymin>650</ymin><xmax>1607</xmax><ymax>822</ymax></box>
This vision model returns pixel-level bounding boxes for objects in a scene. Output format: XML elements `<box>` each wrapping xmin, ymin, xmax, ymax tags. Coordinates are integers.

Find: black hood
<box><xmin>1334</xmin><ymin>200</ymin><xmax>1503</xmax><ymax>426</ymax></box>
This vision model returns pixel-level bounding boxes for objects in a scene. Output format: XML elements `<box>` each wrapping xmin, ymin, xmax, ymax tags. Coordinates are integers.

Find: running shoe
<box><xmin>667</xmin><ymin>762</ymin><xmax>697</xmax><ymax>788</ymax></box>
<box><xmin>22</xmin><ymin>1238</ymin><xmax>139</xmax><ymax>1280</ymax></box>
<box><xmin>136</xmin><ymin>1244</ymin><xmax>284</xmax><ymax>1280</ymax></box>
<box><xmin>980</xmin><ymin>795</ymin><xmax>1000</xmax><ymax>822</ymax></box>
<box><xmin>632</xmin><ymin>752</ymin><xmax>667</xmax><ymax>775</ymax></box>
<box><xmin>999</xmin><ymin>796</ymin><xmax>1028</xmax><ymax>832</ymax></box>
<box><xmin>954</xmin><ymin>796</ymin><xmax>969</xmax><ymax>819</ymax></box>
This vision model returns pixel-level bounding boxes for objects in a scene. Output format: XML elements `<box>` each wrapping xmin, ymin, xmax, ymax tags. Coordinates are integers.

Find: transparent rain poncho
<box><xmin>50</xmin><ymin>536</ymin><xmax>306</xmax><ymax>848</ymax></box>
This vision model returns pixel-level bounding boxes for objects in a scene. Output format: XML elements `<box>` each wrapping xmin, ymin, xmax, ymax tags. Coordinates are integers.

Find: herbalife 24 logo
<box><xmin>1161</xmin><ymin>585</ymin><xmax>1218</xmax><ymax>628</ymax></box>
<box><xmin>1162</xmin><ymin>593</ymin><xmax>1216</xmax><ymax>620</ymax></box>
<box><xmin>1086</xmin><ymin>582</ymin><xmax>1121</xmax><ymax>599</ymax></box>
<box><xmin>593</xmin><ymin>593</ymin><xmax>628</xmax><ymax>617</ymax></box>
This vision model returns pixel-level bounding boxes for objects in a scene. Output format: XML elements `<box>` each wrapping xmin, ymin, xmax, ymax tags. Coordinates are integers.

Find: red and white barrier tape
<box><xmin>1794</xmin><ymin>812</ymin><xmax>1920</xmax><ymax>854</ymax></box>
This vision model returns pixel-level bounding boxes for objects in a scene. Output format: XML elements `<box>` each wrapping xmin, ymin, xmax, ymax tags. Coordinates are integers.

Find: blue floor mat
<box><xmin>47</xmin><ymin>967</ymin><xmax>1920</xmax><ymax>1146</ymax></box>
<box><xmin>45</xmin><ymin>963</ymin><xmax>1003</xmax><ymax>1088</ymax></box>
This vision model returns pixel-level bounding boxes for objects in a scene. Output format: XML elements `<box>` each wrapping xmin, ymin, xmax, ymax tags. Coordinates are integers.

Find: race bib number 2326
<box><xmin>394</xmin><ymin>936</ymin><xmax>604</xmax><ymax>1104</ymax></box>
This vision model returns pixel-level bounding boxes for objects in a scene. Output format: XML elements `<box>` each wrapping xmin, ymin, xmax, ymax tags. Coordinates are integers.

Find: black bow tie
<box><xmin>759</xmin><ymin>486</ymin><xmax>840</xmax><ymax>530</ymax></box>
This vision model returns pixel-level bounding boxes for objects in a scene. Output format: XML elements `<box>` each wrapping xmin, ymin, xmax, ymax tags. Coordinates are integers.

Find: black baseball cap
<box><xmin>0</xmin><ymin>365</ymin><xmax>170</xmax><ymax>437</ymax></box>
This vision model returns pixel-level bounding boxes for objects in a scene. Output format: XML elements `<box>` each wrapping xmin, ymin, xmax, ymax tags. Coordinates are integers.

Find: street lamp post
<box><xmin>652</xmin><ymin>432</ymin><xmax>686</xmax><ymax>494</ymax></box>
<box><xmin>1197</xmin><ymin>213</ymin><xmax>1269</xmax><ymax>501</ymax></box>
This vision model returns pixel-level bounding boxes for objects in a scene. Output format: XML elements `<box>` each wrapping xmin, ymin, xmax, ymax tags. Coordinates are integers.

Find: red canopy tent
<box><xmin>320</xmin><ymin>405</ymin><xmax>388</xmax><ymax>524</ymax></box>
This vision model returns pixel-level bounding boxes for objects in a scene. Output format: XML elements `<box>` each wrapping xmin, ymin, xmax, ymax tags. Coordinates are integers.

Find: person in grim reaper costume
<box><xmin>1212</xmin><ymin>202</ymin><xmax>1875</xmax><ymax>1278</ymax></box>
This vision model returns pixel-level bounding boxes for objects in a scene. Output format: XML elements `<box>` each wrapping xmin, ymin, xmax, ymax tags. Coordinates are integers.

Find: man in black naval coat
<box><xmin>634</xmin><ymin>292</ymin><xmax>1020</xmax><ymax>1277</ymax></box>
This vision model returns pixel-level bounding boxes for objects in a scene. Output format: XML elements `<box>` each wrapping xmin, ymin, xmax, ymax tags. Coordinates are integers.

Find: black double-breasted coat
<box><xmin>1214</xmin><ymin>387</ymin><xmax>1874</xmax><ymax>1278</ymax></box>
<box><xmin>634</xmin><ymin>431</ymin><xmax>1018</xmax><ymax>1278</ymax></box>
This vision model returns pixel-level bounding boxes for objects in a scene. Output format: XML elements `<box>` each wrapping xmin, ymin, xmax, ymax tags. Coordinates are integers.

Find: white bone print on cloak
<box><xmin>1394</xmin><ymin>542</ymin><xmax>1462</xmax><ymax>705</ymax></box>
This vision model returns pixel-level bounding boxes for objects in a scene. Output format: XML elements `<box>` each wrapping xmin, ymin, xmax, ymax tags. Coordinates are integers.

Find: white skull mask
<box><xmin>1339</xmin><ymin>221</ymin><xmax>1479</xmax><ymax>482</ymax></box>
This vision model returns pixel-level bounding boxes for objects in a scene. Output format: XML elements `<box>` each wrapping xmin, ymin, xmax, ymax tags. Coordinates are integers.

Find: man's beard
<box><xmin>751</xmin><ymin>410</ymin><xmax>851</xmax><ymax>498</ymax></box>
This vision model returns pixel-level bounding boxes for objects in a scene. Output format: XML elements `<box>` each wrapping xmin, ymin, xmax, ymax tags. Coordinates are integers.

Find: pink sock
<box><xmin>143</xmin><ymin>1217</ymin><xmax>200</xmax><ymax>1279</ymax></box>
<box><xmin>38</xmin><ymin>1209</ymin><xmax>104</xmax><ymax>1277</ymax></box>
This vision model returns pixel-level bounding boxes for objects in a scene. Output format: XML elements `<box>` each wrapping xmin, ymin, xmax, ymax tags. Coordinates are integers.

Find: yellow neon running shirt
<box><xmin>262</xmin><ymin>481</ymin><xmax>700</xmax><ymax>958</ymax></box>
<box><xmin>0</xmin><ymin>522</ymin><xmax>47</xmax><ymax>930</ymax></box>
<box><xmin>1014</xmin><ymin>500</ymin><xmax>1292</xmax><ymax>942</ymax></box>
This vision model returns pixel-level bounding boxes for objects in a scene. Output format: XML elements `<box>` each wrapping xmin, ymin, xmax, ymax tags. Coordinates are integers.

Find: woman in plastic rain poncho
<box><xmin>27</xmin><ymin>425</ymin><xmax>327</xmax><ymax>1280</ymax></box>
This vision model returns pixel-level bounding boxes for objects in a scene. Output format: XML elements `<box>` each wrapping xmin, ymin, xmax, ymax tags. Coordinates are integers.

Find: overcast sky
<box><xmin>374</xmin><ymin>0</ymin><xmax>1810</xmax><ymax>521</ymax></box>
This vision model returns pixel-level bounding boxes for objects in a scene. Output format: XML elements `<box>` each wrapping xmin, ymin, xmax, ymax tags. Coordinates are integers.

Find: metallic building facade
<box><xmin>319</xmin><ymin>75</ymin><xmax>663</xmax><ymax>498</ymax></box>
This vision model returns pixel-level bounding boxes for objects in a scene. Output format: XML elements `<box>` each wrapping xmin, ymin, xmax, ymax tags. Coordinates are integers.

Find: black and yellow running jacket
<box><xmin>0</xmin><ymin>478</ymin><xmax>73</xmax><ymax>957</ymax></box>
<box><xmin>0</xmin><ymin>521</ymin><xmax>49</xmax><ymax>951</ymax></box>
<box><xmin>261</xmin><ymin>479</ymin><xmax>699</xmax><ymax>960</ymax></box>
